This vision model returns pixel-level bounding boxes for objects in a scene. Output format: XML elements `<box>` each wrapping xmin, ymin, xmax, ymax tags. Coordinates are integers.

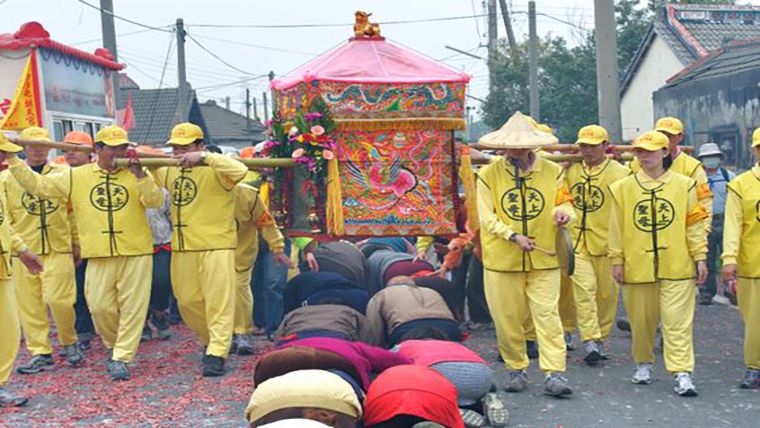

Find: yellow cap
<box><xmin>95</xmin><ymin>126</ymin><xmax>130</xmax><ymax>146</ymax></box>
<box><xmin>633</xmin><ymin>130</ymin><xmax>669</xmax><ymax>152</ymax></box>
<box><xmin>166</xmin><ymin>122</ymin><xmax>204</xmax><ymax>146</ymax></box>
<box><xmin>576</xmin><ymin>125</ymin><xmax>609</xmax><ymax>145</ymax></box>
<box><xmin>19</xmin><ymin>126</ymin><xmax>52</xmax><ymax>143</ymax></box>
<box><xmin>753</xmin><ymin>128</ymin><xmax>760</xmax><ymax>148</ymax></box>
<box><xmin>655</xmin><ymin>117</ymin><xmax>683</xmax><ymax>135</ymax></box>
<box><xmin>0</xmin><ymin>132</ymin><xmax>23</xmax><ymax>153</ymax></box>
<box><xmin>536</xmin><ymin>123</ymin><xmax>553</xmax><ymax>135</ymax></box>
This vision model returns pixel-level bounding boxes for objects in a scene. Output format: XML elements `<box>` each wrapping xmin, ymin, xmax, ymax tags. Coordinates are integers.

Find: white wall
<box><xmin>620</xmin><ymin>35</ymin><xmax>684</xmax><ymax>141</ymax></box>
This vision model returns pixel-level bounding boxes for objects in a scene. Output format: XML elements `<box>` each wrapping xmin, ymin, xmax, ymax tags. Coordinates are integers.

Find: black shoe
<box><xmin>63</xmin><ymin>344</ymin><xmax>85</xmax><ymax>366</ymax></box>
<box><xmin>236</xmin><ymin>335</ymin><xmax>255</xmax><ymax>355</ymax></box>
<box><xmin>150</xmin><ymin>311</ymin><xmax>172</xmax><ymax>340</ymax></box>
<box><xmin>526</xmin><ymin>341</ymin><xmax>539</xmax><ymax>359</ymax></box>
<box><xmin>0</xmin><ymin>387</ymin><xmax>28</xmax><ymax>407</ymax></box>
<box><xmin>107</xmin><ymin>360</ymin><xmax>130</xmax><ymax>381</ymax></box>
<box><xmin>617</xmin><ymin>318</ymin><xmax>631</xmax><ymax>332</ymax></box>
<box><xmin>740</xmin><ymin>369</ymin><xmax>760</xmax><ymax>389</ymax></box>
<box><xmin>697</xmin><ymin>294</ymin><xmax>714</xmax><ymax>305</ymax></box>
<box><xmin>202</xmin><ymin>355</ymin><xmax>226</xmax><ymax>377</ymax></box>
<box><xmin>17</xmin><ymin>354</ymin><xmax>55</xmax><ymax>375</ymax></box>
<box><xmin>140</xmin><ymin>325</ymin><xmax>152</xmax><ymax>342</ymax></box>
<box><xmin>78</xmin><ymin>339</ymin><xmax>92</xmax><ymax>352</ymax></box>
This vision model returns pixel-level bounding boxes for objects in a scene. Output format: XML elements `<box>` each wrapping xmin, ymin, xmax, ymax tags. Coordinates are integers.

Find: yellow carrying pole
<box><xmin>470</xmin><ymin>153</ymin><xmax>634</xmax><ymax>165</ymax></box>
<box><xmin>113</xmin><ymin>157</ymin><xmax>296</xmax><ymax>169</ymax></box>
<box><xmin>12</xmin><ymin>138</ymin><xmax>171</xmax><ymax>158</ymax></box>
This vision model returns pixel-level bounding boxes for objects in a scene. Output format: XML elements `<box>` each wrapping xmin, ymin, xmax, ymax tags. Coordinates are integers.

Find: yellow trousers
<box><xmin>15</xmin><ymin>252</ymin><xmax>77</xmax><ymax>355</ymax></box>
<box><xmin>233</xmin><ymin>267</ymin><xmax>254</xmax><ymax>335</ymax></box>
<box><xmin>0</xmin><ymin>278</ymin><xmax>20</xmax><ymax>386</ymax></box>
<box><xmin>738</xmin><ymin>278</ymin><xmax>760</xmax><ymax>370</ymax></box>
<box><xmin>484</xmin><ymin>268</ymin><xmax>566</xmax><ymax>373</ymax></box>
<box><xmin>622</xmin><ymin>279</ymin><xmax>696</xmax><ymax>373</ymax></box>
<box><xmin>86</xmin><ymin>255</ymin><xmax>152</xmax><ymax>363</ymax></box>
<box><xmin>171</xmin><ymin>250</ymin><xmax>235</xmax><ymax>358</ymax></box>
<box><xmin>559</xmin><ymin>273</ymin><xmax>577</xmax><ymax>333</ymax></box>
<box><xmin>570</xmin><ymin>253</ymin><xmax>618</xmax><ymax>342</ymax></box>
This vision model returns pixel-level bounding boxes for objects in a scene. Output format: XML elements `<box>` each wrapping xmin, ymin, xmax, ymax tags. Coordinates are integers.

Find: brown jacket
<box><xmin>274</xmin><ymin>304</ymin><xmax>379</xmax><ymax>345</ymax></box>
<box><xmin>365</xmin><ymin>285</ymin><xmax>455</xmax><ymax>346</ymax></box>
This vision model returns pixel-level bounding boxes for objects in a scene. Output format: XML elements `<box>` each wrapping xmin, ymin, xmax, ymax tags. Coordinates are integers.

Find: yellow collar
<box><xmin>636</xmin><ymin>169</ymin><xmax>673</xmax><ymax>185</ymax></box>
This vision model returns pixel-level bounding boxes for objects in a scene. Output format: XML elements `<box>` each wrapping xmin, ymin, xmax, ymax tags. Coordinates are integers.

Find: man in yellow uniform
<box><xmin>722</xmin><ymin>128</ymin><xmax>760</xmax><ymax>390</ymax></box>
<box><xmin>153</xmin><ymin>123</ymin><xmax>247</xmax><ymax>377</ymax></box>
<box><xmin>609</xmin><ymin>130</ymin><xmax>707</xmax><ymax>397</ymax></box>
<box><xmin>565</xmin><ymin>125</ymin><xmax>629</xmax><ymax>364</ymax></box>
<box><xmin>232</xmin><ymin>182</ymin><xmax>289</xmax><ymax>355</ymax></box>
<box><xmin>476</xmin><ymin>112</ymin><xmax>575</xmax><ymax>397</ymax></box>
<box><xmin>0</xmin><ymin>134</ymin><xmax>43</xmax><ymax>407</ymax></box>
<box><xmin>3</xmin><ymin>127</ymin><xmax>83</xmax><ymax>375</ymax></box>
<box><xmin>630</xmin><ymin>117</ymin><xmax>713</xmax><ymax>229</ymax></box>
<box><xmin>7</xmin><ymin>125</ymin><xmax>164</xmax><ymax>381</ymax></box>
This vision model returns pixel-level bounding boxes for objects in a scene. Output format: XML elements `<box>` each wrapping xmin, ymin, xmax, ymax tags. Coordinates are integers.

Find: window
<box><xmin>53</xmin><ymin>121</ymin><xmax>64</xmax><ymax>142</ymax></box>
<box><xmin>62</xmin><ymin>120</ymin><xmax>73</xmax><ymax>135</ymax></box>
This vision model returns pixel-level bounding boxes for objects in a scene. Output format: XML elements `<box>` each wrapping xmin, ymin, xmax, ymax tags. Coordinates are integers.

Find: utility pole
<box><xmin>262</xmin><ymin>92</ymin><xmax>269</xmax><ymax>123</ymax></box>
<box><xmin>245</xmin><ymin>88</ymin><xmax>251</xmax><ymax>132</ymax></box>
<box><xmin>594</xmin><ymin>0</ymin><xmax>623</xmax><ymax>142</ymax></box>
<box><xmin>528</xmin><ymin>1</ymin><xmax>540</xmax><ymax>120</ymax></box>
<box><xmin>487</xmin><ymin>0</ymin><xmax>498</xmax><ymax>89</ymax></box>
<box><xmin>176</xmin><ymin>18</ymin><xmax>189</xmax><ymax>123</ymax></box>
<box><xmin>99</xmin><ymin>0</ymin><xmax>120</xmax><ymax>116</ymax></box>
<box><xmin>497</xmin><ymin>0</ymin><xmax>519</xmax><ymax>64</ymax></box>
<box><xmin>253</xmin><ymin>98</ymin><xmax>258</xmax><ymax>122</ymax></box>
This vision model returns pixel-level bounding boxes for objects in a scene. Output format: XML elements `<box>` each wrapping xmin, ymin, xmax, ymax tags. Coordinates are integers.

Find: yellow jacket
<box><xmin>476</xmin><ymin>156</ymin><xmax>575</xmax><ymax>272</ymax></box>
<box><xmin>7</xmin><ymin>157</ymin><xmax>163</xmax><ymax>258</ymax></box>
<box><xmin>721</xmin><ymin>166</ymin><xmax>760</xmax><ymax>278</ymax></box>
<box><xmin>631</xmin><ymin>151</ymin><xmax>713</xmax><ymax>231</ymax></box>
<box><xmin>154</xmin><ymin>153</ymin><xmax>247</xmax><ymax>252</ymax></box>
<box><xmin>234</xmin><ymin>183</ymin><xmax>285</xmax><ymax>272</ymax></box>
<box><xmin>0</xmin><ymin>162</ymin><xmax>73</xmax><ymax>256</ymax></box>
<box><xmin>0</xmin><ymin>185</ymin><xmax>28</xmax><ymax>279</ymax></box>
<box><xmin>609</xmin><ymin>170</ymin><xmax>707</xmax><ymax>283</ymax></box>
<box><xmin>565</xmin><ymin>158</ymin><xmax>630</xmax><ymax>256</ymax></box>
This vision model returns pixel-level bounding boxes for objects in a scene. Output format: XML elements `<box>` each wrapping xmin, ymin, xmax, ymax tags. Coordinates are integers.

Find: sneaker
<box><xmin>107</xmin><ymin>360</ymin><xmax>130</xmax><ymax>381</ymax></box>
<box><xmin>544</xmin><ymin>372</ymin><xmax>573</xmax><ymax>397</ymax></box>
<box><xmin>63</xmin><ymin>344</ymin><xmax>85</xmax><ymax>366</ymax></box>
<box><xmin>617</xmin><ymin>318</ymin><xmax>631</xmax><ymax>332</ymax></box>
<box><xmin>140</xmin><ymin>324</ymin><xmax>152</xmax><ymax>342</ymax></box>
<box><xmin>564</xmin><ymin>332</ymin><xmax>576</xmax><ymax>351</ymax></box>
<box><xmin>631</xmin><ymin>363</ymin><xmax>653</xmax><ymax>385</ymax></box>
<box><xmin>150</xmin><ymin>311</ymin><xmax>172</xmax><ymax>340</ymax></box>
<box><xmin>697</xmin><ymin>294</ymin><xmax>713</xmax><ymax>305</ymax></box>
<box><xmin>583</xmin><ymin>340</ymin><xmax>601</xmax><ymax>365</ymax></box>
<box><xmin>17</xmin><ymin>354</ymin><xmax>55</xmax><ymax>375</ymax></box>
<box><xmin>236</xmin><ymin>334</ymin><xmax>255</xmax><ymax>356</ymax></box>
<box><xmin>459</xmin><ymin>408</ymin><xmax>486</xmax><ymax>428</ymax></box>
<box><xmin>202</xmin><ymin>355</ymin><xmax>226</xmax><ymax>377</ymax></box>
<box><xmin>503</xmin><ymin>369</ymin><xmax>528</xmax><ymax>393</ymax></box>
<box><xmin>467</xmin><ymin>321</ymin><xmax>494</xmax><ymax>332</ymax></box>
<box><xmin>0</xmin><ymin>387</ymin><xmax>28</xmax><ymax>408</ymax></box>
<box><xmin>598</xmin><ymin>340</ymin><xmax>610</xmax><ymax>360</ymax></box>
<box><xmin>526</xmin><ymin>340</ymin><xmax>539</xmax><ymax>359</ymax></box>
<box><xmin>481</xmin><ymin>392</ymin><xmax>509</xmax><ymax>427</ymax></box>
<box><xmin>740</xmin><ymin>369</ymin><xmax>760</xmax><ymax>390</ymax></box>
<box><xmin>78</xmin><ymin>339</ymin><xmax>92</xmax><ymax>352</ymax></box>
<box><xmin>672</xmin><ymin>372</ymin><xmax>697</xmax><ymax>397</ymax></box>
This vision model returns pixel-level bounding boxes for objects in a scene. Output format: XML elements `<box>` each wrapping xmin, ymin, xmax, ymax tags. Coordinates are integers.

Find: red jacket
<box><xmin>363</xmin><ymin>365</ymin><xmax>464</xmax><ymax>428</ymax></box>
<box><xmin>397</xmin><ymin>340</ymin><xmax>486</xmax><ymax>367</ymax></box>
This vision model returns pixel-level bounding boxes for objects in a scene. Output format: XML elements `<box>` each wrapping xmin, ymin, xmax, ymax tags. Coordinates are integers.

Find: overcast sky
<box><xmin>2</xmin><ymin>0</ymin><xmax>758</xmax><ymax>117</ymax></box>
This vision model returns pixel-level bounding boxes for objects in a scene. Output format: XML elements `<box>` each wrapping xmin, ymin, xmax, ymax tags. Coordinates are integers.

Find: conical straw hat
<box><xmin>478</xmin><ymin>111</ymin><xmax>558</xmax><ymax>149</ymax></box>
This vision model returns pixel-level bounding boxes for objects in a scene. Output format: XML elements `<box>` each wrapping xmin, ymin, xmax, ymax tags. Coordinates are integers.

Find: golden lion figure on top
<box><xmin>354</xmin><ymin>11</ymin><xmax>381</xmax><ymax>37</ymax></box>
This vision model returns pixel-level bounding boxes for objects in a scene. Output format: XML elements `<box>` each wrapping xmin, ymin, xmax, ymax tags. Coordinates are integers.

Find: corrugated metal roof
<box><xmin>198</xmin><ymin>100</ymin><xmax>264</xmax><ymax>145</ymax></box>
<box><xmin>663</xmin><ymin>39</ymin><xmax>760</xmax><ymax>88</ymax></box>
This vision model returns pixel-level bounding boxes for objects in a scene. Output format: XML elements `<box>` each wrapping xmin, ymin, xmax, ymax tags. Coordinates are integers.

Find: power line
<box><xmin>144</xmin><ymin>34</ymin><xmax>175</xmax><ymax>140</ymax></box>
<box><xmin>185</xmin><ymin>31</ymin><xmax>259</xmax><ymax>76</ymax></box>
<box><xmin>70</xmin><ymin>28</ymin><xmax>164</xmax><ymax>46</ymax></box>
<box><xmin>187</xmin><ymin>33</ymin><xmax>318</xmax><ymax>56</ymax></box>
<box><xmin>120</xmin><ymin>48</ymin><xmax>250</xmax><ymax>81</ymax></box>
<box><xmin>195</xmin><ymin>75</ymin><xmax>269</xmax><ymax>92</ymax></box>
<box><xmin>76</xmin><ymin>0</ymin><xmax>173</xmax><ymax>33</ymax></box>
<box><xmin>187</xmin><ymin>13</ymin><xmax>493</xmax><ymax>29</ymax></box>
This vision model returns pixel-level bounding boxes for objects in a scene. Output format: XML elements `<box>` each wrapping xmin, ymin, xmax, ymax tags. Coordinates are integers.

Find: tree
<box><xmin>616</xmin><ymin>0</ymin><xmax>653</xmax><ymax>76</ymax></box>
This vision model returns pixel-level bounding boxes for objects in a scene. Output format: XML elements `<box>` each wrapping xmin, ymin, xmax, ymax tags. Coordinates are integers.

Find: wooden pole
<box><xmin>472</xmin><ymin>143</ymin><xmax>693</xmax><ymax>154</ymax></box>
<box><xmin>471</xmin><ymin>153</ymin><xmax>634</xmax><ymax>165</ymax></box>
<box><xmin>113</xmin><ymin>157</ymin><xmax>296</xmax><ymax>169</ymax></box>
<box><xmin>12</xmin><ymin>138</ymin><xmax>171</xmax><ymax>158</ymax></box>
